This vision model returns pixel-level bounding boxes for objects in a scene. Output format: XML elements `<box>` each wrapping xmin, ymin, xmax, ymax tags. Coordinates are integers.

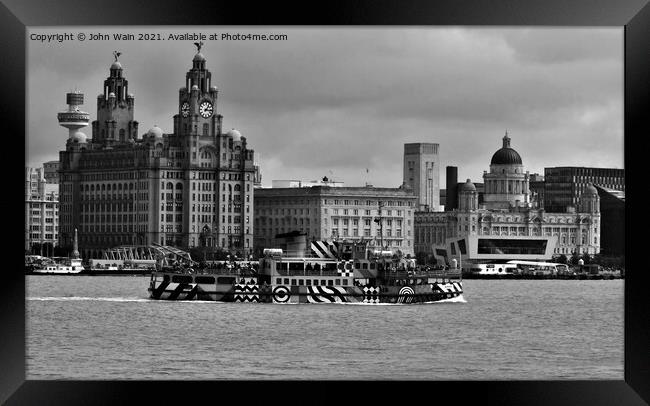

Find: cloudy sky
<box><xmin>26</xmin><ymin>27</ymin><xmax>623</xmax><ymax>188</ymax></box>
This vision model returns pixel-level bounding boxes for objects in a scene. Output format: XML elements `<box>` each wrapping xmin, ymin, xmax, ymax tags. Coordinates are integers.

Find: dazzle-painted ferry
<box><xmin>148</xmin><ymin>242</ymin><xmax>463</xmax><ymax>304</ymax></box>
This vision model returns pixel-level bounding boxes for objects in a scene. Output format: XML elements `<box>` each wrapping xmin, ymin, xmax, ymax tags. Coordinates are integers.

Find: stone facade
<box><xmin>25</xmin><ymin>167</ymin><xmax>59</xmax><ymax>252</ymax></box>
<box><xmin>58</xmin><ymin>50</ymin><xmax>260</xmax><ymax>259</ymax></box>
<box><xmin>254</xmin><ymin>185</ymin><xmax>417</xmax><ymax>256</ymax></box>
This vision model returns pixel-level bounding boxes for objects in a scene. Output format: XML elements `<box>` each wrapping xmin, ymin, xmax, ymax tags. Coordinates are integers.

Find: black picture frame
<box><xmin>3</xmin><ymin>0</ymin><xmax>648</xmax><ymax>404</ymax></box>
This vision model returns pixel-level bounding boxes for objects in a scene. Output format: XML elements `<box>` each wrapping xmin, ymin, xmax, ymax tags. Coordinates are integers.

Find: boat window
<box><xmin>344</xmin><ymin>263</ymin><xmax>352</xmax><ymax>271</ymax></box>
<box><xmin>321</xmin><ymin>280</ymin><xmax>326</xmax><ymax>285</ymax></box>
<box><xmin>313</xmin><ymin>280</ymin><xmax>318</xmax><ymax>286</ymax></box>
<box><xmin>298</xmin><ymin>279</ymin><xmax>304</xmax><ymax>286</ymax></box>
<box><xmin>217</xmin><ymin>276</ymin><xmax>236</xmax><ymax>284</ymax></box>
<box><xmin>342</xmin><ymin>279</ymin><xmax>348</xmax><ymax>286</ymax></box>
<box><xmin>291</xmin><ymin>279</ymin><xmax>296</xmax><ymax>285</ymax></box>
<box><xmin>276</xmin><ymin>278</ymin><xmax>281</xmax><ymax>284</ymax></box>
<box><xmin>289</xmin><ymin>262</ymin><xmax>303</xmax><ymax>271</ymax></box>
<box><xmin>362</xmin><ymin>263</ymin><xmax>368</xmax><ymax>270</ymax></box>
<box><xmin>313</xmin><ymin>263</ymin><xmax>321</xmax><ymax>271</ymax></box>
<box><xmin>163</xmin><ymin>275</ymin><xmax>170</xmax><ymax>282</ymax></box>
<box><xmin>354</xmin><ymin>262</ymin><xmax>360</xmax><ymax>269</ymax></box>
<box><xmin>284</xmin><ymin>278</ymin><xmax>289</xmax><ymax>285</ymax></box>
<box><xmin>172</xmin><ymin>275</ymin><xmax>193</xmax><ymax>284</ymax></box>
<box><xmin>369</xmin><ymin>263</ymin><xmax>376</xmax><ymax>270</ymax></box>
<box><xmin>306</xmin><ymin>279</ymin><xmax>312</xmax><ymax>286</ymax></box>
<box><xmin>195</xmin><ymin>276</ymin><xmax>215</xmax><ymax>284</ymax></box>
<box><xmin>327</xmin><ymin>280</ymin><xmax>334</xmax><ymax>286</ymax></box>
<box><xmin>335</xmin><ymin>279</ymin><xmax>341</xmax><ymax>285</ymax></box>
<box><xmin>337</xmin><ymin>262</ymin><xmax>344</xmax><ymax>270</ymax></box>
<box><xmin>276</xmin><ymin>262</ymin><xmax>286</xmax><ymax>271</ymax></box>
<box><xmin>325</xmin><ymin>263</ymin><xmax>337</xmax><ymax>271</ymax></box>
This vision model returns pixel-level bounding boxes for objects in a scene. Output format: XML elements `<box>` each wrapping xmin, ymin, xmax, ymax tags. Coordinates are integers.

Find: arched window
<box><xmin>203</xmin><ymin>123</ymin><xmax>209</xmax><ymax>136</ymax></box>
<box><xmin>176</xmin><ymin>182</ymin><xmax>183</xmax><ymax>190</ymax></box>
<box><xmin>234</xmin><ymin>184</ymin><xmax>241</xmax><ymax>192</ymax></box>
<box><xmin>118</xmin><ymin>184</ymin><xmax>122</xmax><ymax>191</ymax></box>
<box><xmin>119</xmin><ymin>129</ymin><xmax>126</xmax><ymax>141</ymax></box>
<box><xmin>167</xmin><ymin>182</ymin><xmax>173</xmax><ymax>189</ymax></box>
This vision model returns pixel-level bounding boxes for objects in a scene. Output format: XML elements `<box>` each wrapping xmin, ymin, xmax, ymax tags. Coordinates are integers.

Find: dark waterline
<box><xmin>26</xmin><ymin>276</ymin><xmax>623</xmax><ymax>380</ymax></box>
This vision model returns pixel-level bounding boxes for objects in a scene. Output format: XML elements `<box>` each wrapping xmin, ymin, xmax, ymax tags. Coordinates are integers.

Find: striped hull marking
<box><xmin>234</xmin><ymin>278</ymin><xmax>259</xmax><ymax>302</ymax></box>
<box><xmin>153</xmin><ymin>282</ymin><xmax>199</xmax><ymax>300</ymax></box>
<box><xmin>432</xmin><ymin>282</ymin><xmax>463</xmax><ymax>299</ymax></box>
<box><xmin>151</xmin><ymin>280</ymin><xmax>170</xmax><ymax>299</ymax></box>
<box><xmin>306</xmin><ymin>286</ymin><xmax>347</xmax><ymax>303</ymax></box>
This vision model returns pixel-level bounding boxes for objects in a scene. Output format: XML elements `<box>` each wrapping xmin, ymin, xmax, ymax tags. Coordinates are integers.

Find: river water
<box><xmin>26</xmin><ymin>276</ymin><xmax>623</xmax><ymax>380</ymax></box>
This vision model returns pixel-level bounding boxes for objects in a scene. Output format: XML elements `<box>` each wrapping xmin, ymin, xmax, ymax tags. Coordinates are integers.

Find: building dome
<box><xmin>111</xmin><ymin>61</ymin><xmax>122</xmax><ymax>70</ymax></box>
<box><xmin>127</xmin><ymin>93</ymin><xmax>134</xmax><ymax>98</ymax></box>
<box><xmin>108</xmin><ymin>92</ymin><xmax>116</xmax><ymax>98</ymax></box>
<box><xmin>584</xmin><ymin>184</ymin><xmax>598</xmax><ymax>196</ymax></box>
<box><xmin>71</xmin><ymin>131</ymin><xmax>87</xmax><ymax>143</ymax></box>
<box><xmin>227</xmin><ymin>128</ymin><xmax>242</xmax><ymax>141</ymax></box>
<box><xmin>490</xmin><ymin>132</ymin><xmax>522</xmax><ymax>165</ymax></box>
<box><xmin>210</xmin><ymin>85</ymin><xmax>218</xmax><ymax>92</ymax></box>
<box><xmin>191</xmin><ymin>84</ymin><xmax>199</xmax><ymax>91</ymax></box>
<box><xmin>460</xmin><ymin>178</ymin><xmax>476</xmax><ymax>192</ymax></box>
<box><xmin>147</xmin><ymin>126</ymin><xmax>163</xmax><ymax>138</ymax></box>
<box><xmin>193</xmin><ymin>53</ymin><xmax>206</xmax><ymax>62</ymax></box>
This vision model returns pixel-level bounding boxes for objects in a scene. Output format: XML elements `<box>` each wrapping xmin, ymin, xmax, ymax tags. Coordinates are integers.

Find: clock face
<box><xmin>181</xmin><ymin>102</ymin><xmax>190</xmax><ymax>117</ymax></box>
<box><xmin>199</xmin><ymin>101</ymin><xmax>213</xmax><ymax>118</ymax></box>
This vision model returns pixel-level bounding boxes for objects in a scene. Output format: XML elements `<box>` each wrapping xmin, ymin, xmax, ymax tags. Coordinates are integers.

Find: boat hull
<box><xmin>148</xmin><ymin>274</ymin><xmax>463</xmax><ymax>304</ymax></box>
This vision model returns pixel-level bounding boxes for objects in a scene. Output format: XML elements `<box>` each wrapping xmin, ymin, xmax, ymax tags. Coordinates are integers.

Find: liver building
<box><xmin>58</xmin><ymin>45</ymin><xmax>260</xmax><ymax>259</ymax></box>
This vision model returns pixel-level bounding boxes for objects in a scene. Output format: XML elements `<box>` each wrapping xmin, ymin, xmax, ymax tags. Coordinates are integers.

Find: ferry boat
<box><xmin>32</xmin><ymin>257</ymin><xmax>84</xmax><ymax>274</ymax></box>
<box><xmin>148</xmin><ymin>243</ymin><xmax>463</xmax><ymax>304</ymax></box>
<box><xmin>32</xmin><ymin>228</ymin><xmax>84</xmax><ymax>274</ymax></box>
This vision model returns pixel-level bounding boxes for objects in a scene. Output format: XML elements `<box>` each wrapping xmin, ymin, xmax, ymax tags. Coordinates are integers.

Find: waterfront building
<box><xmin>57</xmin><ymin>48</ymin><xmax>259</xmax><ymax>259</ymax></box>
<box><xmin>25</xmin><ymin>167</ymin><xmax>59</xmax><ymax>253</ymax></box>
<box><xmin>403</xmin><ymin>143</ymin><xmax>440</xmax><ymax>211</ymax></box>
<box><xmin>544</xmin><ymin>166</ymin><xmax>624</xmax><ymax>213</ymax></box>
<box><xmin>414</xmin><ymin>134</ymin><xmax>601</xmax><ymax>265</ymax></box>
<box><xmin>254</xmin><ymin>184</ymin><xmax>417</xmax><ymax>257</ymax></box>
<box><xmin>43</xmin><ymin>161</ymin><xmax>60</xmax><ymax>184</ymax></box>
<box><xmin>529</xmin><ymin>173</ymin><xmax>545</xmax><ymax>209</ymax></box>
<box><xmin>594</xmin><ymin>185</ymin><xmax>625</xmax><ymax>257</ymax></box>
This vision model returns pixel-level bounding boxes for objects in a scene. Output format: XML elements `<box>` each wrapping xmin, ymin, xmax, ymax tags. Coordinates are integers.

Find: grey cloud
<box><xmin>27</xmin><ymin>27</ymin><xmax>623</xmax><ymax>189</ymax></box>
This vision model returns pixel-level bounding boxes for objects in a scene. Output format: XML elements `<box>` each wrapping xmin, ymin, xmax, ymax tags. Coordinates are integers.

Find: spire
<box><xmin>503</xmin><ymin>131</ymin><xmax>511</xmax><ymax>148</ymax></box>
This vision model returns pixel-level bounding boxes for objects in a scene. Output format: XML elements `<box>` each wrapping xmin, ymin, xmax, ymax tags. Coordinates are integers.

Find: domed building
<box><xmin>482</xmin><ymin>132</ymin><xmax>530</xmax><ymax>210</ymax></box>
<box><xmin>57</xmin><ymin>48</ymin><xmax>262</xmax><ymax>259</ymax></box>
<box><xmin>414</xmin><ymin>133</ymin><xmax>601</xmax><ymax>269</ymax></box>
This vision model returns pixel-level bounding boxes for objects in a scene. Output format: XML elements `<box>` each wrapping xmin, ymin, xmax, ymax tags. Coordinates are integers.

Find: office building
<box><xmin>254</xmin><ymin>184</ymin><xmax>417</xmax><ymax>257</ymax></box>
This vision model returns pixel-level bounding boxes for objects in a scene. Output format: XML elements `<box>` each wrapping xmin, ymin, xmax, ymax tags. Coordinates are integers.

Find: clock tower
<box><xmin>173</xmin><ymin>42</ymin><xmax>222</xmax><ymax>137</ymax></box>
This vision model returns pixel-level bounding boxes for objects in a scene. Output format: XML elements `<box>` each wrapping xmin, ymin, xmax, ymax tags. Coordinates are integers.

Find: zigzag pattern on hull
<box><xmin>234</xmin><ymin>281</ymin><xmax>260</xmax><ymax>302</ymax></box>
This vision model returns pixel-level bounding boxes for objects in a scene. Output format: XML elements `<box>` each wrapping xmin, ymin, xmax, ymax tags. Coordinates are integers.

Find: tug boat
<box><xmin>148</xmin><ymin>244</ymin><xmax>463</xmax><ymax>304</ymax></box>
